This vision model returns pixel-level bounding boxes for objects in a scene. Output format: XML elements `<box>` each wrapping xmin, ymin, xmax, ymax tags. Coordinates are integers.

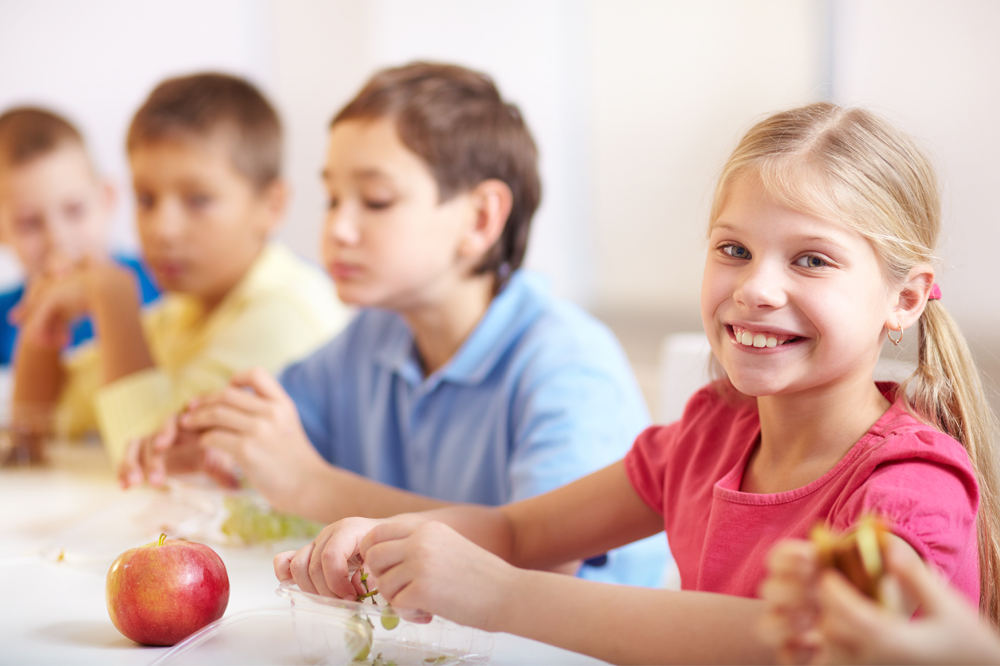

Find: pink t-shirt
<box><xmin>624</xmin><ymin>382</ymin><xmax>980</xmax><ymax>605</ymax></box>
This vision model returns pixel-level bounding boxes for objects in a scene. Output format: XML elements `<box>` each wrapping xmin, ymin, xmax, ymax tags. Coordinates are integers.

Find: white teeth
<box><xmin>733</xmin><ymin>327</ymin><xmax>783</xmax><ymax>348</ymax></box>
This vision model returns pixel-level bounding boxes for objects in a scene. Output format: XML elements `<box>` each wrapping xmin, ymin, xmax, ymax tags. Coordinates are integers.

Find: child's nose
<box><xmin>325</xmin><ymin>207</ymin><xmax>360</xmax><ymax>245</ymax></box>
<box><xmin>42</xmin><ymin>220</ymin><xmax>80</xmax><ymax>262</ymax></box>
<box><xmin>145</xmin><ymin>201</ymin><xmax>185</xmax><ymax>240</ymax></box>
<box><xmin>733</xmin><ymin>261</ymin><xmax>787</xmax><ymax>309</ymax></box>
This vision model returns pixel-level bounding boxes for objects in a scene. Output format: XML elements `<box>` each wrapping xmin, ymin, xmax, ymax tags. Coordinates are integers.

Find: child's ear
<box><xmin>459</xmin><ymin>179</ymin><xmax>512</xmax><ymax>259</ymax></box>
<box><xmin>887</xmin><ymin>264</ymin><xmax>935</xmax><ymax>332</ymax></box>
<box><xmin>256</xmin><ymin>178</ymin><xmax>289</xmax><ymax>236</ymax></box>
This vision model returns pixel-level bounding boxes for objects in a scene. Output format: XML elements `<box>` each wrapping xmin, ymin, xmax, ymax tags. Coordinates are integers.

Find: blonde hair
<box><xmin>710</xmin><ymin>102</ymin><xmax>1000</xmax><ymax>624</ymax></box>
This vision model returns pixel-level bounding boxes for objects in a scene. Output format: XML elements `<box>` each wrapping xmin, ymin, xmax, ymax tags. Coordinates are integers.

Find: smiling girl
<box><xmin>275</xmin><ymin>103</ymin><xmax>1000</xmax><ymax>664</ymax></box>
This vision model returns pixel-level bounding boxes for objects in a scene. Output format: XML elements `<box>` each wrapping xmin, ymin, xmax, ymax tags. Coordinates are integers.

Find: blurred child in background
<box><xmin>13</xmin><ymin>73</ymin><xmax>348</xmax><ymax>463</ymax></box>
<box><xmin>121</xmin><ymin>62</ymin><xmax>668</xmax><ymax>588</ymax></box>
<box><xmin>0</xmin><ymin>107</ymin><xmax>159</xmax><ymax>367</ymax></box>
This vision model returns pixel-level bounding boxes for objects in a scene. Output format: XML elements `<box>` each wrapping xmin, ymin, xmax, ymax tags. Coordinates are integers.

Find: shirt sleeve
<box><xmin>623</xmin><ymin>424</ymin><xmax>679</xmax><ymax>516</ymax></box>
<box><xmin>506</xmin><ymin>358</ymin><xmax>651</xmax><ymax>504</ymax></box>
<box><xmin>831</xmin><ymin>441</ymin><xmax>979</xmax><ymax>582</ymax></box>
<box><xmin>92</xmin><ymin>293</ymin><xmax>337</xmax><ymax>464</ymax></box>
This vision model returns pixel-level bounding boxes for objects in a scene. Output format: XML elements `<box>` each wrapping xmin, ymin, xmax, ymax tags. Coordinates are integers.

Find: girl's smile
<box><xmin>726</xmin><ymin>323</ymin><xmax>805</xmax><ymax>350</ymax></box>
<box><xmin>702</xmin><ymin>172</ymin><xmax>894</xmax><ymax>399</ymax></box>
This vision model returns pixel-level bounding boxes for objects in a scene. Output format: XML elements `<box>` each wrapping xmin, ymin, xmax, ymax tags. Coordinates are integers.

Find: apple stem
<box><xmin>158</xmin><ymin>533</ymin><xmax>167</xmax><ymax>547</ymax></box>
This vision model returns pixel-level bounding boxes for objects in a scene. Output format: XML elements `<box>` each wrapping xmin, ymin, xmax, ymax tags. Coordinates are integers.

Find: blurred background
<box><xmin>1</xmin><ymin>0</ymin><xmax>997</xmax><ymax>416</ymax></box>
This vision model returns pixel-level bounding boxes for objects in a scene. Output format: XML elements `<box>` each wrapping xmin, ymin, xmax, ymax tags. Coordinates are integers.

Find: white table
<box><xmin>0</xmin><ymin>441</ymin><xmax>606</xmax><ymax>665</ymax></box>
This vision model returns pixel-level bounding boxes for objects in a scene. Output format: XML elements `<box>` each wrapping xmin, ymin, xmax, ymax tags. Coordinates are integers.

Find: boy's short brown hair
<box><xmin>333</xmin><ymin>62</ymin><xmax>541</xmax><ymax>288</ymax></box>
<box><xmin>0</xmin><ymin>107</ymin><xmax>86</xmax><ymax>169</ymax></box>
<box><xmin>127</xmin><ymin>72</ymin><xmax>282</xmax><ymax>191</ymax></box>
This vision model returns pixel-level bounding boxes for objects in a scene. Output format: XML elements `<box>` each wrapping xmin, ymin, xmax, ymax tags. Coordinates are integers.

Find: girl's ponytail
<box><xmin>901</xmin><ymin>300</ymin><xmax>1000</xmax><ymax>625</ymax></box>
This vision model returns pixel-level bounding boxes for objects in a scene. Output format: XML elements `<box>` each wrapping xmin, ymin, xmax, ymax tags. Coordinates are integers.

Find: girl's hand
<box><xmin>179</xmin><ymin>367</ymin><xmax>327</xmax><ymax>514</ymax></box>
<box><xmin>359</xmin><ymin>520</ymin><xmax>516</xmax><ymax>632</ymax></box>
<box><xmin>274</xmin><ymin>517</ymin><xmax>386</xmax><ymax>598</ymax></box>
<box><xmin>758</xmin><ymin>539</ymin><xmax>822</xmax><ymax>665</ymax></box>
<box><xmin>816</xmin><ymin>540</ymin><xmax>1000</xmax><ymax>665</ymax></box>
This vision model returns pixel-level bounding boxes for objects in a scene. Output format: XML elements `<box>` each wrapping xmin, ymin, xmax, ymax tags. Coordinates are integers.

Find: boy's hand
<box><xmin>758</xmin><ymin>539</ymin><xmax>823</xmax><ymax>665</ymax></box>
<box><xmin>12</xmin><ymin>257</ymin><xmax>92</xmax><ymax>348</ymax></box>
<box><xmin>118</xmin><ymin>414</ymin><xmax>242</xmax><ymax>489</ymax></box>
<box><xmin>179</xmin><ymin>367</ymin><xmax>327</xmax><ymax>514</ymax></box>
<box><xmin>815</xmin><ymin>540</ymin><xmax>1000</xmax><ymax>665</ymax></box>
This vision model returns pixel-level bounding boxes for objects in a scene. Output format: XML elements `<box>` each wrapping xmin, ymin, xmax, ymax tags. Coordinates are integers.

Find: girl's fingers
<box><xmin>306</xmin><ymin>532</ymin><xmax>337</xmax><ymax>598</ymax></box>
<box><xmin>359</xmin><ymin>538</ymin><xmax>409</xmax><ymax>591</ymax></box>
<box><xmin>359</xmin><ymin>521</ymin><xmax>419</xmax><ymax>558</ymax></box>
<box><xmin>274</xmin><ymin>550</ymin><xmax>296</xmax><ymax>582</ymax></box>
<box><xmin>319</xmin><ymin>523</ymin><xmax>376</xmax><ymax>599</ymax></box>
<box><xmin>289</xmin><ymin>541</ymin><xmax>319</xmax><ymax>594</ymax></box>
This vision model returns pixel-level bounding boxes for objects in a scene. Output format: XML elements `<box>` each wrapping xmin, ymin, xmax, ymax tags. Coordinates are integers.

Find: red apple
<box><xmin>106</xmin><ymin>533</ymin><xmax>230</xmax><ymax>646</ymax></box>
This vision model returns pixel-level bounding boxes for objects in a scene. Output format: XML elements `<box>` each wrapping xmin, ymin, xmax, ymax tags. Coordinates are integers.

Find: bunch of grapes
<box><xmin>219</xmin><ymin>496</ymin><xmax>322</xmax><ymax>544</ymax></box>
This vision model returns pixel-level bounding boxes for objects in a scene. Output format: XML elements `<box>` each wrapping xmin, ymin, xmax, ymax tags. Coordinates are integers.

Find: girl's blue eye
<box><xmin>722</xmin><ymin>244</ymin><xmax>751</xmax><ymax>259</ymax></box>
<box><xmin>795</xmin><ymin>255</ymin><xmax>828</xmax><ymax>268</ymax></box>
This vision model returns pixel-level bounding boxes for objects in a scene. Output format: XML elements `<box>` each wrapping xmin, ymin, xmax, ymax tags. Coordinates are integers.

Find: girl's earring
<box><xmin>886</xmin><ymin>323</ymin><xmax>904</xmax><ymax>346</ymax></box>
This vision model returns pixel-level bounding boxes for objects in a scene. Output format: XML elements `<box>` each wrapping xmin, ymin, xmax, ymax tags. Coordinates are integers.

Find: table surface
<box><xmin>0</xmin><ymin>441</ymin><xmax>606</xmax><ymax>666</ymax></box>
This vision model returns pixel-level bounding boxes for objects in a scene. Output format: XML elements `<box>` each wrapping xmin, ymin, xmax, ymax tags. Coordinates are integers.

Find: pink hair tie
<box><xmin>929</xmin><ymin>283</ymin><xmax>942</xmax><ymax>301</ymax></box>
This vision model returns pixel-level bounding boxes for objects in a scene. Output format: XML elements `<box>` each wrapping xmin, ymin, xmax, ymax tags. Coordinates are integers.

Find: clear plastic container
<box><xmin>276</xmin><ymin>580</ymin><xmax>493</xmax><ymax>664</ymax></box>
<box><xmin>154</xmin><ymin>583</ymin><xmax>493</xmax><ymax>665</ymax></box>
<box><xmin>152</xmin><ymin>607</ymin><xmax>336</xmax><ymax>665</ymax></box>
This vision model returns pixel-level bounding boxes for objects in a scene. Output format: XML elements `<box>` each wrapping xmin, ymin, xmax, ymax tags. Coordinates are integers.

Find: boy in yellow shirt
<box><xmin>14</xmin><ymin>73</ymin><xmax>349</xmax><ymax>464</ymax></box>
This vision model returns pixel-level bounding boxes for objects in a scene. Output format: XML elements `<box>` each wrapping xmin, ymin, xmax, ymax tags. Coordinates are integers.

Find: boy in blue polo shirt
<box><xmin>122</xmin><ymin>62</ymin><xmax>668</xmax><ymax>587</ymax></box>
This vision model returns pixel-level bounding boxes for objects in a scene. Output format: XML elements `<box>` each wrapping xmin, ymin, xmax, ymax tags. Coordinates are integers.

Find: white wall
<box><xmin>830</xmin><ymin>0</ymin><xmax>1000</xmax><ymax>339</ymax></box>
<box><xmin>587</xmin><ymin>0</ymin><xmax>827</xmax><ymax>316</ymax></box>
<box><xmin>0</xmin><ymin>0</ymin><xmax>996</xmax><ymax>352</ymax></box>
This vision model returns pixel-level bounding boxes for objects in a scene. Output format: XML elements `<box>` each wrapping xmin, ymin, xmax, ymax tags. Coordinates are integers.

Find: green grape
<box><xmin>380</xmin><ymin>607</ymin><xmax>400</xmax><ymax>630</ymax></box>
<box><xmin>345</xmin><ymin>613</ymin><xmax>373</xmax><ymax>662</ymax></box>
